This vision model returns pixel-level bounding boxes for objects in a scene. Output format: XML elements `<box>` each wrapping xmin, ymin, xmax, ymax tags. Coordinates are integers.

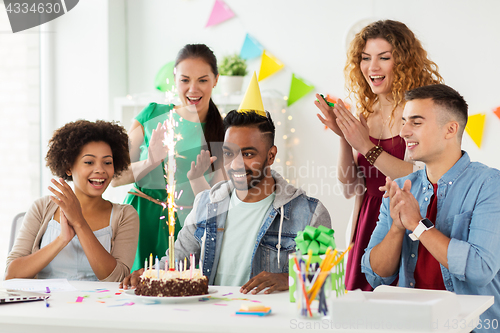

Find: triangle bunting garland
<box><xmin>205</xmin><ymin>0</ymin><xmax>234</xmax><ymax>28</ymax></box>
<box><xmin>493</xmin><ymin>106</ymin><xmax>500</xmax><ymax>121</ymax></box>
<box><xmin>197</xmin><ymin>3</ymin><xmax>500</xmax><ymax>148</ymax></box>
<box><xmin>287</xmin><ymin>73</ymin><xmax>315</xmax><ymax>106</ymax></box>
<box><xmin>240</xmin><ymin>34</ymin><xmax>264</xmax><ymax>60</ymax></box>
<box><xmin>465</xmin><ymin>113</ymin><xmax>486</xmax><ymax>148</ymax></box>
<box><xmin>258</xmin><ymin>50</ymin><xmax>284</xmax><ymax>81</ymax></box>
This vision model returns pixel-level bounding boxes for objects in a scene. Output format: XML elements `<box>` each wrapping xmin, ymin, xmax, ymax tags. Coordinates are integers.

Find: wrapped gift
<box><xmin>289</xmin><ymin>225</ymin><xmax>345</xmax><ymax>303</ymax></box>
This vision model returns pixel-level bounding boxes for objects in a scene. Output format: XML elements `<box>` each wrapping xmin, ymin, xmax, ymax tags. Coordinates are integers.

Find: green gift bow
<box><xmin>295</xmin><ymin>225</ymin><xmax>336</xmax><ymax>255</ymax></box>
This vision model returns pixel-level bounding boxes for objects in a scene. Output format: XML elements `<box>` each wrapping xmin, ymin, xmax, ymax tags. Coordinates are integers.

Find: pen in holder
<box><xmin>289</xmin><ymin>245</ymin><xmax>350</xmax><ymax>318</ymax></box>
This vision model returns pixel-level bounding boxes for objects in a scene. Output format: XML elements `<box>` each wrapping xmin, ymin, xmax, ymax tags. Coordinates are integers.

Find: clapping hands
<box><xmin>187</xmin><ymin>150</ymin><xmax>217</xmax><ymax>181</ymax></box>
<box><xmin>147</xmin><ymin>122</ymin><xmax>168</xmax><ymax>167</ymax></box>
<box><xmin>48</xmin><ymin>178</ymin><xmax>84</xmax><ymax>243</ymax></box>
<box><xmin>315</xmin><ymin>96</ymin><xmax>374</xmax><ymax>155</ymax></box>
<box><xmin>380</xmin><ymin>177</ymin><xmax>422</xmax><ymax>232</ymax></box>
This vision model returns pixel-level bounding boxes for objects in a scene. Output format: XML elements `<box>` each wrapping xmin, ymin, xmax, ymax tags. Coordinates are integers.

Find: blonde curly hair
<box><xmin>345</xmin><ymin>20</ymin><xmax>443</xmax><ymax>121</ymax></box>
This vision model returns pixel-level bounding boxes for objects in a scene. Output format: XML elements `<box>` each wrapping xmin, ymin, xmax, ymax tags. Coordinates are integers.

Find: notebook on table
<box><xmin>0</xmin><ymin>289</ymin><xmax>50</xmax><ymax>304</ymax></box>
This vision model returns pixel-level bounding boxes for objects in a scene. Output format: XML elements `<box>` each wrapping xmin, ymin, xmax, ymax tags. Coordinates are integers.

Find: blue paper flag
<box><xmin>240</xmin><ymin>33</ymin><xmax>264</xmax><ymax>60</ymax></box>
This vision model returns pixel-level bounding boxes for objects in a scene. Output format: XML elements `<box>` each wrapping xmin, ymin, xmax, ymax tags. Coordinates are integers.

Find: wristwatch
<box><xmin>409</xmin><ymin>218</ymin><xmax>434</xmax><ymax>241</ymax></box>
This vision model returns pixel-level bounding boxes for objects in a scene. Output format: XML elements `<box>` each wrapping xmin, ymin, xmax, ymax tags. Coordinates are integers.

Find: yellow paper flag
<box><xmin>258</xmin><ymin>50</ymin><xmax>284</xmax><ymax>81</ymax></box>
<box><xmin>465</xmin><ymin>113</ymin><xmax>486</xmax><ymax>148</ymax></box>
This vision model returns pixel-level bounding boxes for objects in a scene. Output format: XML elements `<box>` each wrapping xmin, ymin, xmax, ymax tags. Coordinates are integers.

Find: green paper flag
<box><xmin>154</xmin><ymin>61</ymin><xmax>175</xmax><ymax>92</ymax></box>
<box><xmin>288</xmin><ymin>73</ymin><xmax>314</xmax><ymax>106</ymax></box>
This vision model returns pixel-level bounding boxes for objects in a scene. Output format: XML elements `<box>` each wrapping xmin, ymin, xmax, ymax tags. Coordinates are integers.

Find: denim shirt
<box><xmin>163</xmin><ymin>170</ymin><xmax>331</xmax><ymax>285</ymax></box>
<box><xmin>361</xmin><ymin>151</ymin><xmax>500</xmax><ymax>330</ymax></box>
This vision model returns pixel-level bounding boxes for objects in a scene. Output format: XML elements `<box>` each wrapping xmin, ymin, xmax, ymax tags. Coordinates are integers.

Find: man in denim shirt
<box><xmin>122</xmin><ymin>105</ymin><xmax>331</xmax><ymax>294</ymax></box>
<box><xmin>361</xmin><ymin>84</ymin><xmax>500</xmax><ymax>331</ymax></box>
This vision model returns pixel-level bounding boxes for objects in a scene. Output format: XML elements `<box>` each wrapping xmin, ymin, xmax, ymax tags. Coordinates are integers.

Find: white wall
<box><xmin>38</xmin><ymin>0</ymin><xmax>128</xmax><ymax>199</ymax></box>
<box><xmin>0</xmin><ymin>5</ymin><xmax>40</xmax><ymax>277</ymax></box>
<box><xmin>30</xmin><ymin>0</ymin><xmax>500</xmax><ymax>250</ymax></box>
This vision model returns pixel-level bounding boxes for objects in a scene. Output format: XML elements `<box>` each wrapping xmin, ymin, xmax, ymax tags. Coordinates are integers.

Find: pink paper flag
<box><xmin>76</xmin><ymin>296</ymin><xmax>84</xmax><ymax>303</ymax></box>
<box><xmin>205</xmin><ymin>0</ymin><xmax>234</xmax><ymax>28</ymax></box>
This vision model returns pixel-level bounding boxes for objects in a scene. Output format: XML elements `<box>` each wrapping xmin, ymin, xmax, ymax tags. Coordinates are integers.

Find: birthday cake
<box><xmin>135</xmin><ymin>268</ymin><xmax>208</xmax><ymax>297</ymax></box>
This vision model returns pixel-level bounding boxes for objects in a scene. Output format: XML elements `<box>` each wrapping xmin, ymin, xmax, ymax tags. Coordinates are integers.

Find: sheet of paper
<box><xmin>2</xmin><ymin>278</ymin><xmax>77</xmax><ymax>292</ymax></box>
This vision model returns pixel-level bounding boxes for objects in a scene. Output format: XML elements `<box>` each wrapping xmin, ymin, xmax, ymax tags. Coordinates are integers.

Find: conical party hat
<box><xmin>237</xmin><ymin>72</ymin><xmax>266</xmax><ymax>117</ymax></box>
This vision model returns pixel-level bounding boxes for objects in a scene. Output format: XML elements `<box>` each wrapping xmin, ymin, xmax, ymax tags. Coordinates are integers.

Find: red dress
<box><xmin>345</xmin><ymin>135</ymin><xmax>406</xmax><ymax>291</ymax></box>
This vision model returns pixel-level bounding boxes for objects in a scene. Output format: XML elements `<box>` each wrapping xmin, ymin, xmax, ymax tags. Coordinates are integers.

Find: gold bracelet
<box><xmin>365</xmin><ymin>145</ymin><xmax>383</xmax><ymax>165</ymax></box>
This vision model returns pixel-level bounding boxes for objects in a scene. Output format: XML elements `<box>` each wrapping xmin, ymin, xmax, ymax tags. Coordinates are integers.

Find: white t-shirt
<box><xmin>214</xmin><ymin>190</ymin><xmax>275</xmax><ymax>286</ymax></box>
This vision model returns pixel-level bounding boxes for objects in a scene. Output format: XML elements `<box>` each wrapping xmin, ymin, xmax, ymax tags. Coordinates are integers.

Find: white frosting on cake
<box><xmin>142</xmin><ymin>268</ymin><xmax>203</xmax><ymax>280</ymax></box>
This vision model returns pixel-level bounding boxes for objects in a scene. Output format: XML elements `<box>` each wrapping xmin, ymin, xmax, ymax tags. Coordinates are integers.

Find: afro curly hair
<box><xmin>46</xmin><ymin>120</ymin><xmax>130</xmax><ymax>181</ymax></box>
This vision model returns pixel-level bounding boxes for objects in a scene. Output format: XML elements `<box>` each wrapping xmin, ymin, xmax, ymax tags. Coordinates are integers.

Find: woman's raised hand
<box><xmin>187</xmin><ymin>150</ymin><xmax>217</xmax><ymax>181</ymax></box>
<box><xmin>48</xmin><ymin>178</ymin><xmax>86</xmax><ymax>229</ymax></box>
<box><xmin>58</xmin><ymin>210</ymin><xmax>76</xmax><ymax>244</ymax></box>
<box><xmin>314</xmin><ymin>93</ymin><xmax>343</xmax><ymax>137</ymax></box>
<box><xmin>147</xmin><ymin>122</ymin><xmax>168</xmax><ymax>167</ymax></box>
<box><xmin>333</xmin><ymin>99</ymin><xmax>373</xmax><ymax>155</ymax></box>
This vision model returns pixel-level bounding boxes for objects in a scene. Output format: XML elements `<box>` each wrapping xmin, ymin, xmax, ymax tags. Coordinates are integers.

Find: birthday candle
<box><xmin>149</xmin><ymin>253</ymin><xmax>153</xmax><ymax>271</ymax></box>
<box><xmin>190</xmin><ymin>254</ymin><xmax>194</xmax><ymax>279</ymax></box>
<box><xmin>144</xmin><ymin>258</ymin><xmax>148</xmax><ymax>272</ymax></box>
<box><xmin>155</xmin><ymin>256</ymin><xmax>159</xmax><ymax>278</ymax></box>
<box><xmin>184</xmin><ymin>257</ymin><xmax>187</xmax><ymax>272</ymax></box>
<box><xmin>175</xmin><ymin>259</ymin><xmax>178</xmax><ymax>271</ymax></box>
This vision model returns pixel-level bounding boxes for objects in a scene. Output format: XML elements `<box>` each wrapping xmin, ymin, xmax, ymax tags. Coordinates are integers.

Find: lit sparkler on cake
<box><xmin>134</xmin><ymin>83</ymin><xmax>208</xmax><ymax>297</ymax></box>
<box><xmin>163</xmin><ymin>82</ymin><xmax>181</xmax><ymax>272</ymax></box>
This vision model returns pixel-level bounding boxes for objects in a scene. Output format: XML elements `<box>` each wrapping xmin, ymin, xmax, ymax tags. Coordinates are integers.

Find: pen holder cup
<box><xmin>288</xmin><ymin>253</ymin><xmax>345</xmax><ymax>303</ymax></box>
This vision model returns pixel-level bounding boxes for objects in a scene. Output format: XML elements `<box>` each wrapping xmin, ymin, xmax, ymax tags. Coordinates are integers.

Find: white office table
<box><xmin>0</xmin><ymin>281</ymin><xmax>493</xmax><ymax>333</ymax></box>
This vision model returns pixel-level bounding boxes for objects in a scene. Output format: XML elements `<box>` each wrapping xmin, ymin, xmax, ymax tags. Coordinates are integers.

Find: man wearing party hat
<box><xmin>121</xmin><ymin>73</ymin><xmax>331</xmax><ymax>294</ymax></box>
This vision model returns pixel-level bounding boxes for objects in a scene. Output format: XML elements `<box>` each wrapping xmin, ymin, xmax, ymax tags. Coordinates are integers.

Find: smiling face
<box><xmin>175</xmin><ymin>57</ymin><xmax>218</xmax><ymax>120</ymax></box>
<box><xmin>400</xmin><ymin>98</ymin><xmax>449</xmax><ymax>164</ymax></box>
<box><xmin>223</xmin><ymin>126</ymin><xmax>276</xmax><ymax>198</ymax></box>
<box><xmin>360</xmin><ymin>38</ymin><xmax>395</xmax><ymax>97</ymax></box>
<box><xmin>68</xmin><ymin>141</ymin><xmax>114</xmax><ymax>198</ymax></box>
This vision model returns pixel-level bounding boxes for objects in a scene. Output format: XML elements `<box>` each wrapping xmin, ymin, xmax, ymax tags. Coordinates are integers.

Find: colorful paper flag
<box><xmin>258</xmin><ymin>50</ymin><xmax>284</xmax><ymax>81</ymax></box>
<box><xmin>240</xmin><ymin>34</ymin><xmax>263</xmax><ymax>60</ymax></box>
<box><xmin>154</xmin><ymin>61</ymin><xmax>175</xmax><ymax>92</ymax></box>
<box><xmin>287</xmin><ymin>73</ymin><xmax>315</xmax><ymax>106</ymax></box>
<box><xmin>465</xmin><ymin>113</ymin><xmax>486</xmax><ymax>148</ymax></box>
<box><xmin>493</xmin><ymin>106</ymin><xmax>500</xmax><ymax>121</ymax></box>
<box><xmin>205</xmin><ymin>0</ymin><xmax>235</xmax><ymax>28</ymax></box>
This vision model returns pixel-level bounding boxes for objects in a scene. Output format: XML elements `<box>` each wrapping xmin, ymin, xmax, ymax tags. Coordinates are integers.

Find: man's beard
<box><xmin>228</xmin><ymin>161</ymin><xmax>268</xmax><ymax>191</ymax></box>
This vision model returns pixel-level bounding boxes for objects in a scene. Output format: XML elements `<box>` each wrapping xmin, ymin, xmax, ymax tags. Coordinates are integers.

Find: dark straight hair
<box><xmin>175</xmin><ymin>44</ymin><xmax>224</xmax><ymax>170</ymax></box>
<box><xmin>223</xmin><ymin>110</ymin><xmax>275</xmax><ymax>148</ymax></box>
<box><xmin>405</xmin><ymin>84</ymin><xmax>468</xmax><ymax>139</ymax></box>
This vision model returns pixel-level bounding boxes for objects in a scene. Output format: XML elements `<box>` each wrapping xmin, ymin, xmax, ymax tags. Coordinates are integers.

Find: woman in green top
<box><xmin>112</xmin><ymin>44</ymin><xmax>226</xmax><ymax>270</ymax></box>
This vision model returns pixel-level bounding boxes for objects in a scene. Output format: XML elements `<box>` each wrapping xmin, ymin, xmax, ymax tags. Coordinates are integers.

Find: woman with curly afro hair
<box><xmin>314</xmin><ymin>20</ymin><xmax>443</xmax><ymax>291</ymax></box>
<box><xmin>6</xmin><ymin>120</ymin><xmax>139</xmax><ymax>282</ymax></box>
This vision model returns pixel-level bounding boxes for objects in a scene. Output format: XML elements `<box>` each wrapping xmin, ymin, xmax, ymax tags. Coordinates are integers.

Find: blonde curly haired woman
<box><xmin>314</xmin><ymin>20</ymin><xmax>443</xmax><ymax>291</ymax></box>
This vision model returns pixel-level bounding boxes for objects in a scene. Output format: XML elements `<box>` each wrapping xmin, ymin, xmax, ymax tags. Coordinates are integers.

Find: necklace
<box><xmin>377</xmin><ymin>112</ymin><xmax>393</xmax><ymax>146</ymax></box>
